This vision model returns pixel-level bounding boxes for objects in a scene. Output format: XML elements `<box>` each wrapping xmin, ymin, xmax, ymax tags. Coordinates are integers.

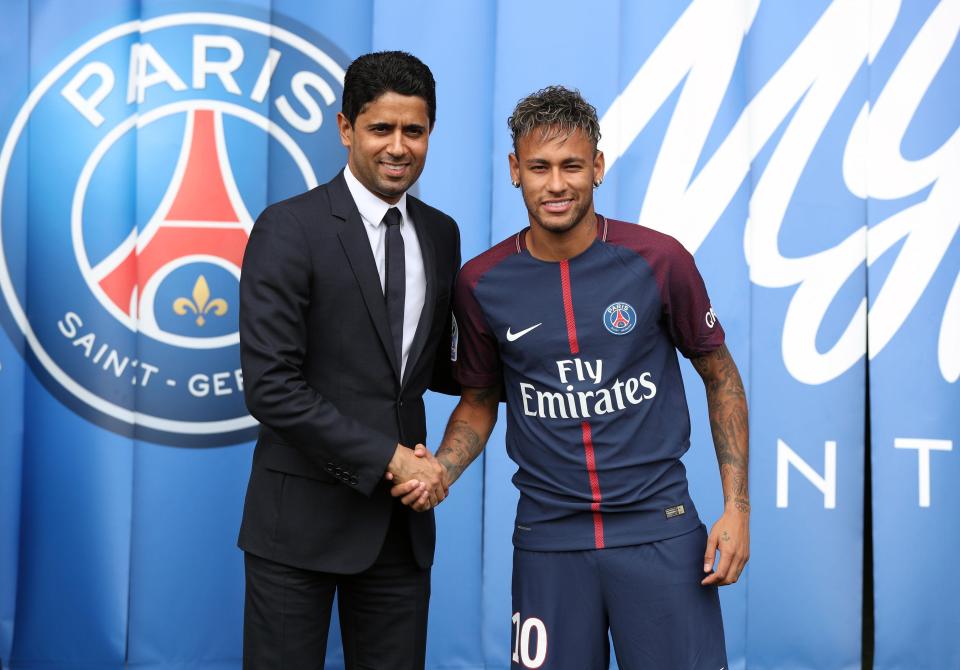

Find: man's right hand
<box><xmin>386</xmin><ymin>444</ymin><xmax>447</xmax><ymax>509</ymax></box>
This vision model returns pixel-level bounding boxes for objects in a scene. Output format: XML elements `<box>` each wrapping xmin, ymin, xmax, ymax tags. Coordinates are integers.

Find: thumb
<box><xmin>703</xmin><ymin>532</ymin><xmax>718</xmax><ymax>573</ymax></box>
<box><xmin>414</xmin><ymin>443</ymin><xmax>429</xmax><ymax>457</ymax></box>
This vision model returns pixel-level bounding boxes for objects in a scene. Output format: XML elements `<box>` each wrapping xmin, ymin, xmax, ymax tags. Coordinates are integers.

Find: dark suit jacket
<box><xmin>237</xmin><ymin>171</ymin><xmax>460</xmax><ymax>573</ymax></box>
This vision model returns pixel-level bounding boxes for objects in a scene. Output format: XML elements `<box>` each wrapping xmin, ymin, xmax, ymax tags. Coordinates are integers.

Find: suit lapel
<box><xmin>329</xmin><ymin>172</ymin><xmax>402</xmax><ymax>381</ymax></box>
<box><xmin>402</xmin><ymin>196</ymin><xmax>437</xmax><ymax>388</ymax></box>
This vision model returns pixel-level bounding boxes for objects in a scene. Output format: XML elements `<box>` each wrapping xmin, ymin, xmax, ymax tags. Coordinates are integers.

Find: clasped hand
<box><xmin>385</xmin><ymin>444</ymin><xmax>448</xmax><ymax>512</ymax></box>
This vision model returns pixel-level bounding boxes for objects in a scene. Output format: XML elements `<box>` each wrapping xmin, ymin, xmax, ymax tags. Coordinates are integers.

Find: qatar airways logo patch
<box><xmin>0</xmin><ymin>11</ymin><xmax>348</xmax><ymax>445</ymax></box>
<box><xmin>519</xmin><ymin>357</ymin><xmax>656</xmax><ymax>420</ymax></box>
<box><xmin>705</xmin><ymin>306</ymin><xmax>717</xmax><ymax>329</ymax></box>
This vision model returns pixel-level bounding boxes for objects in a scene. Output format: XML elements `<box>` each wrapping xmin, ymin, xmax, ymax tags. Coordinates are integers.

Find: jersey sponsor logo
<box><xmin>506</xmin><ymin>322</ymin><xmax>543</xmax><ymax>342</ymax></box>
<box><xmin>603</xmin><ymin>302</ymin><xmax>636</xmax><ymax>335</ymax></box>
<box><xmin>0</xmin><ymin>10</ymin><xmax>348</xmax><ymax>445</ymax></box>
<box><xmin>705</xmin><ymin>306</ymin><xmax>717</xmax><ymax>328</ymax></box>
<box><xmin>519</xmin><ymin>357</ymin><xmax>657</xmax><ymax>420</ymax></box>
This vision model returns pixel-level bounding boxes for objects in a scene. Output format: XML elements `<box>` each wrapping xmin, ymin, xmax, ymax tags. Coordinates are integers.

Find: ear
<box><xmin>337</xmin><ymin>112</ymin><xmax>352</xmax><ymax>149</ymax></box>
<box><xmin>508</xmin><ymin>152</ymin><xmax>520</xmax><ymax>186</ymax></box>
<box><xmin>593</xmin><ymin>150</ymin><xmax>605</xmax><ymax>183</ymax></box>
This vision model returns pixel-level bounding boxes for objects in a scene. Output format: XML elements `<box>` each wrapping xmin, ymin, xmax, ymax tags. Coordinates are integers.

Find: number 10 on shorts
<box><xmin>512</xmin><ymin>612</ymin><xmax>548</xmax><ymax>668</ymax></box>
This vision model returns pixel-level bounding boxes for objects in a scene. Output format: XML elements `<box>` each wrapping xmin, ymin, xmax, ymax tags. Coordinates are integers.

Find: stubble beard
<box><xmin>526</xmin><ymin>193</ymin><xmax>595</xmax><ymax>236</ymax></box>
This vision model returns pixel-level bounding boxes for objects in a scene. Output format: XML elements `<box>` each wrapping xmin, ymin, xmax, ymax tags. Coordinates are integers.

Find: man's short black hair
<box><xmin>341</xmin><ymin>51</ymin><xmax>436</xmax><ymax>128</ymax></box>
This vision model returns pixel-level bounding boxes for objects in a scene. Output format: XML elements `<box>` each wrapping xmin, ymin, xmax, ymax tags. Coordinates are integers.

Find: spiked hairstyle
<box><xmin>507</xmin><ymin>85</ymin><xmax>601</xmax><ymax>154</ymax></box>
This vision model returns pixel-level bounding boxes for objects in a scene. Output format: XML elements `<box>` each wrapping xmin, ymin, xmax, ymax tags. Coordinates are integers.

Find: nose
<box><xmin>546</xmin><ymin>167</ymin><xmax>565</xmax><ymax>193</ymax></box>
<box><xmin>387</xmin><ymin>129</ymin><xmax>406</xmax><ymax>156</ymax></box>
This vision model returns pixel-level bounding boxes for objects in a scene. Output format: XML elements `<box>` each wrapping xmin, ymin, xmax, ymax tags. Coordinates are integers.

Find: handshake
<box><xmin>385</xmin><ymin>443</ymin><xmax>450</xmax><ymax>513</ymax></box>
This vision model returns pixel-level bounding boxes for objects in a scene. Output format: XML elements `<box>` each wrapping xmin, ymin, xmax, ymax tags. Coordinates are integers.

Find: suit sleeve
<box><xmin>429</xmin><ymin>216</ymin><xmax>462</xmax><ymax>396</ymax></box>
<box><xmin>239</xmin><ymin>203</ymin><xmax>396</xmax><ymax>496</ymax></box>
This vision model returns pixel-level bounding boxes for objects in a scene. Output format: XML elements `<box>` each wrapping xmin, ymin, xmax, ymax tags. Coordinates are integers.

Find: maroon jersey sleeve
<box><xmin>659</xmin><ymin>239</ymin><xmax>725</xmax><ymax>358</ymax></box>
<box><xmin>452</xmin><ymin>261</ymin><xmax>502</xmax><ymax>388</ymax></box>
<box><xmin>605</xmin><ymin>218</ymin><xmax>724</xmax><ymax>359</ymax></box>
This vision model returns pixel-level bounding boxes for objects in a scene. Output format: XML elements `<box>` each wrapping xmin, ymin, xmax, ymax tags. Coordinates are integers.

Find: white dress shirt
<box><xmin>343</xmin><ymin>165</ymin><xmax>426</xmax><ymax>379</ymax></box>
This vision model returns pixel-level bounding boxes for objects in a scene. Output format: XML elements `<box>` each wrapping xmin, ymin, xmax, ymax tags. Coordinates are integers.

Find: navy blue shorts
<box><xmin>511</xmin><ymin>525</ymin><xmax>727</xmax><ymax>670</ymax></box>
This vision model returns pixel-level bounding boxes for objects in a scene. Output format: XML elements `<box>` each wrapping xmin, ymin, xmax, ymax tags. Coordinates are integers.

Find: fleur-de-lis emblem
<box><xmin>173</xmin><ymin>275</ymin><xmax>228</xmax><ymax>327</ymax></box>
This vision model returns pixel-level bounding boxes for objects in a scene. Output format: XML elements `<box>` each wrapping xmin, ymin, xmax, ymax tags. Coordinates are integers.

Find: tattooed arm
<box><xmin>690</xmin><ymin>344</ymin><xmax>750</xmax><ymax>586</ymax></box>
<box><xmin>390</xmin><ymin>385</ymin><xmax>500</xmax><ymax>511</ymax></box>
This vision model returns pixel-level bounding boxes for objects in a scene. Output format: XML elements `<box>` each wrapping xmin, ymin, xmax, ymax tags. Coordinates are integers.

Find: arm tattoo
<box><xmin>435</xmin><ymin>386</ymin><xmax>498</xmax><ymax>485</ymax></box>
<box><xmin>691</xmin><ymin>345</ymin><xmax>750</xmax><ymax>513</ymax></box>
<box><xmin>436</xmin><ymin>420</ymin><xmax>482</xmax><ymax>483</ymax></box>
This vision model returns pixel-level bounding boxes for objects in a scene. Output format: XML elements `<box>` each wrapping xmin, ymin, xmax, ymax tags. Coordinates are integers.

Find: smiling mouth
<box><xmin>380</xmin><ymin>162</ymin><xmax>410</xmax><ymax>177</ymax></box>
<box><xmin>542</xmin><ymin>198</ymin><xmax>573</xmax><ymax>213</ymax></box>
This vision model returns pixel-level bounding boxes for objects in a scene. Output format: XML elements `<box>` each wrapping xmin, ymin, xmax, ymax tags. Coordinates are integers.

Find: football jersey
<box><xmin>453</xmin><ymin>216</ymin><xmax>724</xmax><ymax>551</ymax></box>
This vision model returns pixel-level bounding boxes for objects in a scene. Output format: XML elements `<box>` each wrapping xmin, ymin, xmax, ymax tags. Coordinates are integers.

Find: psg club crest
<box><xmin>0</xmin><ymin>9</ymin><xmax>349</xmax><ymax>445</ymax></box>
<box><xmin>603</xmin><ymin>302</ymin><xmax>637</xmax><ymax>336</ymax></box>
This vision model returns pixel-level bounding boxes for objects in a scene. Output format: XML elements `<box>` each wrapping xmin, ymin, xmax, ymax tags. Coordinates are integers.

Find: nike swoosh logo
<box><xmin>506</xmin><ymin>323</ymin><xmax>542</xmax><ymax>342</ymax></box>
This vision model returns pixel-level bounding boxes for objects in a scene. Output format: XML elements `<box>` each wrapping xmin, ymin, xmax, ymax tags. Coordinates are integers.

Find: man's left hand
<box><xmin>701</xmin><ymin>509</ymin><xmax>750</xmax><ymax>586</ymax></box>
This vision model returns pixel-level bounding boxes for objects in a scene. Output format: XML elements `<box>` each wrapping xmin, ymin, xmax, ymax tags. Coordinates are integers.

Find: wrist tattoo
<box><xmin>724</xmin><ymin>494</ymin><xmax>752</xmax><ymax>513</ymax></box>
<box><xmin>436</xmin><ymin>420</ymin><xmax>482</xmax><ymax>484</ymax></box>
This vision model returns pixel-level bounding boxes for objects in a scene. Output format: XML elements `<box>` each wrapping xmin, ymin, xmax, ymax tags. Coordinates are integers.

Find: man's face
<box><xmin>509</xmin><ymin>127</ymin><xmax>604</xmax><ymax>234</ymax></box>
<box><xmin>337</xmin><ymin>92</ymin><xmax>431</xmax><ymax>204</ymax></box>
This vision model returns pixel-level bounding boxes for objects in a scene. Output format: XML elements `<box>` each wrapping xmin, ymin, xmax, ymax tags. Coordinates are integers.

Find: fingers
<box><xmin>702</xmin><ymin>541</ymin><xmax>748</xmax><ymax>586</ymax></box>
<box><xmin>704</xmin><ymin>545</ymin><xmax>733</xmax><ymax>586</ymax></box>
<box><xmin>411</xmin><ymin>492</ymin><xmax>432</xmax><ymax>512</ymax></box>
<box><xmin>401</xmin><ymin>486</ymin><xmax>426</xmax><ymax>506</ymax></box>
<box><xmin>391</xmin><ymin>479</ymin><xmax>446</xmax><ymax>512</ymax></box>
<box><xmin>702</xmin><ymin>533</ymin><xmax>718</xmax><ymax>581</ymax></box>
<box><xmin>391</xmin><ymin>479</ymin><xmax>422</xmax><ymax>498</ymax></box>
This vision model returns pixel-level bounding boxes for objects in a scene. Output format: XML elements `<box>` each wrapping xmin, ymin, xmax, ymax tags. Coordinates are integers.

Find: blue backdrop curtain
<box><xmin>0</xmin><ymin>1</ymin><xmax>956</xmax><ymax>668</ymax></box>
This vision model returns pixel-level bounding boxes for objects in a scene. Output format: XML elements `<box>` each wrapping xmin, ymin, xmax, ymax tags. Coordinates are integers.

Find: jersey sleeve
<box><xmin>660</xmin><ymin>243</ymin><xmax>725</xmax><ymax>358</ymax></box>
<box><xmin>452</xmin><ymin>268</ymin><xmax>502</xmax><ymax>388</ymax></box>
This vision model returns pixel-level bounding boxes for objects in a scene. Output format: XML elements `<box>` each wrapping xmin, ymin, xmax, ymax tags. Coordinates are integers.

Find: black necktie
<box><xmin>383</xmin><ymin>207</ymin><xmax>405</xmax><ymax>371</ymax></box>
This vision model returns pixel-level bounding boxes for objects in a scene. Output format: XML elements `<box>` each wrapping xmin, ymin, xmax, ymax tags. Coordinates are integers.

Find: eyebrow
<box><xmin>366</xmin><ymin>121</ymin><xmax>427</xmax><ymax>132</ymax></box>
<box><xmin>524</xmin><ymin>156</ymin><xmax>587</xmax><ymax>165</ymax></box>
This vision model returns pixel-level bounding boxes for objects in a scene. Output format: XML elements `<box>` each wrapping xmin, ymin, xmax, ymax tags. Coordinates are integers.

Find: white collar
<box><xmin>343</xmin><ymin>164</ymin><xmax>409</xmax><ymax>230</ymax></box>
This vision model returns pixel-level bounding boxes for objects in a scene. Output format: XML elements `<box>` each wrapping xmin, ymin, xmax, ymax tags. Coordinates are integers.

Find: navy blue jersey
<box><xmin>453</xmin><ymin>216</ymin><xmax>724</xmax><ymax>551</ymax></box>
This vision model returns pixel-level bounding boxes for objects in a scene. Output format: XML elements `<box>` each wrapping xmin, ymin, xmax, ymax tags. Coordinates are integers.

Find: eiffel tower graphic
<box><xmin>91</xmin><ymin>108</ymin><xmax>252</xmax><ymax>324</ymax></box>
<box><xmin>611</xmin><ymin>307</ymin><xmax>631</xmax><ymax>329</ymax></box>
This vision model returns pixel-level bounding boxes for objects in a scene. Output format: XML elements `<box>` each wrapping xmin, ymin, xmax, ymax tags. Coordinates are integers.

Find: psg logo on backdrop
<box><xmin>0</xmin><ymin>9</ymin><xmax>349</xmax><ymax>445</ymax></box>
<box><xmin>603</xmin><ymin>302</ymin><xmax>637</xmax><ymax>336</ymax></box>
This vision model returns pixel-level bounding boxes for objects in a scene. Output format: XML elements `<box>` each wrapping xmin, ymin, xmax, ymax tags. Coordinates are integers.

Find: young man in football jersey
<box><xmin>395</xmin><ymin>85</ymin><xmax>749</xmax><ymax>669</ymax></box>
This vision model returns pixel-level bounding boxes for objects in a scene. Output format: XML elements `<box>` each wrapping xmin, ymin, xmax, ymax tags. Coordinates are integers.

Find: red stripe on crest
<box><xmin>166</xmin><ymin>110</ymin><xmax>238</xmax><ymax>222</ymax></box>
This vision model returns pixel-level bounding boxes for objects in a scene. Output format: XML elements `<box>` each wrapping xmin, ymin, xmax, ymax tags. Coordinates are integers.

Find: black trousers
<box><xmin>243</xmin><ymin>505</ymin><xmax>431</xmax><ymax>670</ymax></box>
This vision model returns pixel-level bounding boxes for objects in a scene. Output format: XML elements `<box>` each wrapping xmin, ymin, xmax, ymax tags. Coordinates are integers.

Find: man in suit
<box><xmin>238</xmin><ymin>51</ymin><xmax>460</xmax><ymax>669</ymax></box>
